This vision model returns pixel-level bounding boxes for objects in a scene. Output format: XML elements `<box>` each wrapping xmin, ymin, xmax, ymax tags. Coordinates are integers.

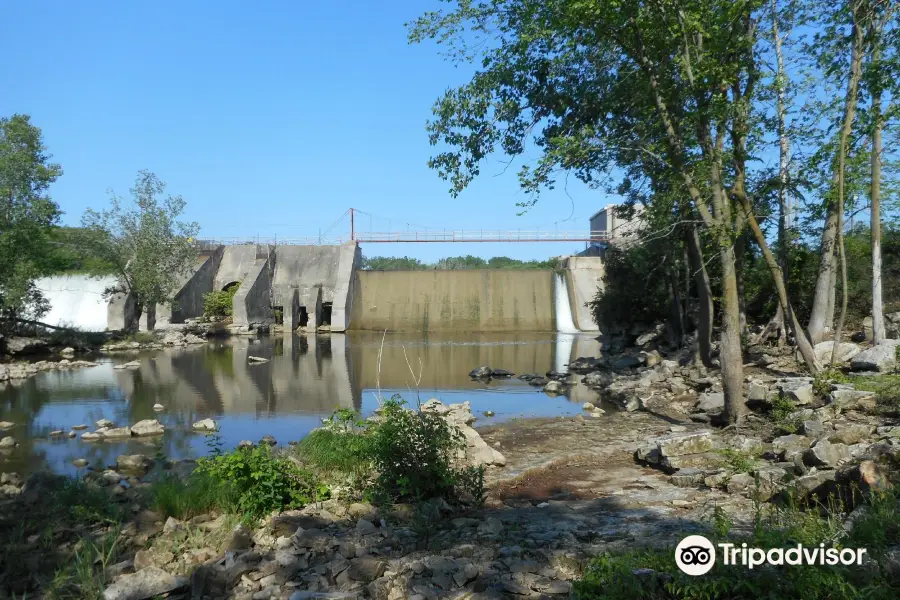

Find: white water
<box><xmin>553</xmin><ymin>272</ymin><xmax>579</xmax><ymax>334</ymax></box>
<box><xmin>35</xmin><ymin>275</ymin><xmax>118</xmax><ymax>331</ymax></box>
<box><xmin>553</xmin><ymin>272</ymin><xmax>579</xmax><ymax>373</ymax></box>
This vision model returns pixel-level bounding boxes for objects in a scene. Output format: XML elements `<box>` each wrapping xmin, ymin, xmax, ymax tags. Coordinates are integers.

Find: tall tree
<box><xmin>80</xmin><ymin>171</ymin><xmax>199</xmax><ymax>331</ymax></box>
<box><xmin>0</xmin><ymin>115</ymin><xmax>62</xmax><ymax>329</ymax></box>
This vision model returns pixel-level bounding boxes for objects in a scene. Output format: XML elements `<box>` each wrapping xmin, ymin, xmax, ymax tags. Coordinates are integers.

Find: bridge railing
<box><xmin>201</xmin><ymin>230</ymin><xmax>610</xmax><ymax>245</ymax></box>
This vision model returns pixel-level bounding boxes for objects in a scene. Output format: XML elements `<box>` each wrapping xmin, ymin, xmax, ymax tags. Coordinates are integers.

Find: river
<box><xmin>0</xmin><ymin>332</ymin><xmax>605</xmax><ymax>476</ymax></box>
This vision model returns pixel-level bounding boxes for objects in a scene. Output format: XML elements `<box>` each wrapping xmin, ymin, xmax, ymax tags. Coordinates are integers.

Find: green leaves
<box><xmin>0</xmin><ymin>114</ymin><xmax>62</xmax><ymax>325</ymax></box>
<box><xmin>80</xmin><ymin>170</ymin><xmax>200</xmax><ymax>326</ymax></box>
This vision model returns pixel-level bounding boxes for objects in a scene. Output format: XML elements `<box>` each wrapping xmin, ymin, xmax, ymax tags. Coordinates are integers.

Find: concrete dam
<box><xmin>36</xmin><ymin>244</ymin><xmax>604</xmax><ymax>333</ymax></box>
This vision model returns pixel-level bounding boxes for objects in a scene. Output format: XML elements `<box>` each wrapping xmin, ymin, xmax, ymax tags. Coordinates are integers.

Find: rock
<box><xmin>248</xmin><ymin>356</ymin><xmax>269</xmax><ymax>364</ymax></box>
<box><xmin>161</xmin><ymin>331</ymin><xmax>186</xmax><ymax>346</ymax></box>
<box><xmin>72</xmin><ymin>424</ymin><xmax>89</xmax><ymax>430</ymax></box>
<box><xmin>104</xmin><ymin>427</ymin><xmax>133</xmax><ymax>439</ymax></box>
<box><xmin>0</xmin><ymin>436</ymin><xmax>16</xmax><ymax>448</ymax></box>
<box><xmin>851</xmin><ymin>340</ymin><xmax>900</xmax><ymax>372</ymax></box>
<box><xmin>81</xmin><ymin>432</ymin><xmax>103</xmax><ymax>442</ymax></box>
<box><xmin>612</xmin><ymin>355</ymin><xmax>643</xmax><ymax>370</ymax></box>
<box><xmin>803</xmin><ymin>440</ymin><xmax>851</xmax><ymax>468</ymax></box>
<box><xmin>814</xmin><ymin>341</ymin><xmax>861</xmax><ymax>365</ymax></box>
<box><xmin>184</xmin><ymin>333</ymin><xmax>206</xmax><ymax>344</ymax></box>
<box><xmin>590</xmin><ymin>408</ymin><xmax>605</xmax><ymax>417</ymax></box>
<box><xmin>225</xmin><ymin>523</ymin><xmax>253</xmax><ymax>550</ymax></box>
<box><xmin>778</xmin><ymin>377</ymin><xmax>815</xmax><ymax>405</ymax></box>
<box><xmin>355</xmin><ymin>518</ymin><xmax>377</xmax><ymax>534</ymax></box>
<box><xmin>5</xmin><ymin>336</ymin><xmax>48</xmax><ymax>356</ymax></box>
<box><xmin>582</xmin><ymin>402</ymin><xmax>595</xmax><ymax>410</ymax></box>
<box><xmin>656</xmin><ymin>431</ymin><xmax>714</xmax><ymax>457</ymax></box>
<box><xmin>791</xmin><ymin>470</ymin><xmax>837</xmax><ymax>498</ymax></box>
<box><xmin>348</xmin><ymin>556</ymin><xmax>386</xmax><ymax>581</ymax></box>
<box><xmin>491</xmin><ymin>368</ymin><xmax>514</xmax><ymax>377</ymax></box>
<box><xmin>259</xmin><ymin>434</ymin><xmax>277</xmax><ymax>446</ymax></box>
<box><xmin>830</xmin><ymin>424</ymin><xmax>874</xmax><ymax>445</ymax></box>
<box><xmin>238</xmin><ymin>440</ymin><xmax>254</xmax><ymax>449</ymax></box>
<box><xmin>163</xmin><ymin>516</ymin><xmax>184</xmax><ymax>534</ymax></box>
<box><xmin>102</xmin><ymin>566</ymin><xmax>187</xmax><ymax>600</ymax></box>
<box><xmin>96</xmin><ymin>419</ymin><xmax>115</xmax><ymax>428</ymax></box>
<box><xmin>113</xmin><ymin>360</ymin><xmax>141</xmax><ymax>370</ymax></box>
<box><xmin>582</xmin><ymin>372</ymin><xmax>613</xmax><ymax>388</ymax></box>
<box><xmin>669</xmin><ymin>468</ymin><xmax>705</xmax><ymax>487</ymax></box>
<box><xmin>847</xmin><ymin>460</ymin><xmax>893</xmax><ymax>494</ymax></box>
<box><xmin>483</xmin><ymin>410</ymin><xmax>495</xmax><ymax>417</ymax></box>
<box><xmin>192</xmin><ymin>418</ymin><xmax>218</xmax><ymax>432</ymax></box>
<box><xmin>726</xmin><ymin>473</ymin><xmax>755</xmax><ymax>494</ymax></box>
<box><xmin>131</xmin><ymin>420</ymin><xmax>164</xmax><ymax>436</ymax></box>
<box><xmin>117</xmin><ymin>454</ymin><xmax>154</xmax><ymax>475</ymax></box>
<box><xmin>468</xmin><ymin>366</ymin><xmax>492</xmax><ymax>378</ymax></box>
<box><xmin>72</xmin><ymin>458</ymin><xmax>89</xmax><ymax>468</ymax></box>
<box><xmin>829</xmin><ymin>389</ymin><xmax>877</xmax><ymax>410</ymax></box>
<box><xmin>0</xmin><ymin>421</ymin><xmax>13</xmax><ymax>431</ymax></box>
<box><xmin>801</xmin><ymin>420</ymin><xmax>826</xmax><ymax>438</ymax></box>
<box><xmin>60</xmin><ymin>347</ymin><xmax>76</xmax><ymax>357</ymax></box>
<box><xmin>696</xmin><ymin>392</ymin><xmax>724</xmax><ymax>413</ymax></box>
<box><xmin>543</xmin><ymin>380</ymin><xmax>564</xmax><ymax>394</ymax></box>
<box><xmin>152</xmin><ymin>404</ymin><xmax>164</xmax><ymax>411</ymax></box>
<box><xmin>772</xmin><ymin>434</ymin><xmax>811</xmax><ymax>461</ymax></box>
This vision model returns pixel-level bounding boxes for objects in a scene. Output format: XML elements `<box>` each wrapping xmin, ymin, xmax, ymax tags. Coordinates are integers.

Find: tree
<box><xmin>80</xmin><ymin>171</ymin><xmax>199</xmax><ymax>331</ymax></box>
<box><xmin>0</xmin><ymin>114</ymin><xmax>61</xmax><ymax>328</ymax></box>
<box><xmin>410</xmin><ymin>0</ymin><xmax>829</xmax><ymax>423</ymax></box>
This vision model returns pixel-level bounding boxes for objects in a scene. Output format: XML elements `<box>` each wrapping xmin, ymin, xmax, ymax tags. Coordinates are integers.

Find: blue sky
<box><xmin>1</xmin><ymin>0</ymin><xmax>607</xmax><ymax>262</ymax></box>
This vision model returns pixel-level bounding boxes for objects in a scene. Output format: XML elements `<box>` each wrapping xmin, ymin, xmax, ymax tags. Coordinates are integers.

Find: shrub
<box><xmin>813</xmin><ymin>369</ymin><xmax>850</xmax><ymax>399</ymax></box>
<box><xmin>295</xmin><ymin>410</ymin><xmax>375</xmax><ymax>481</ymax></box>
<box><xmin>195</xmin><ymin>445</ymin><xmax>328</xmax><ymax>518</ymax></box>
<box><xmin>717</xmin><ymin>448</ymin><xmax>760</xmax><ymax>475</ymax></box>
<box><xmin>770</xmin><ymin>396</ymin><xmax>801</xmax><ymax>435</ymax></box>
<box><xmin>203</xmin><ymin>285</ymin><xmax>239</xmax><ymax>319</ymax></box>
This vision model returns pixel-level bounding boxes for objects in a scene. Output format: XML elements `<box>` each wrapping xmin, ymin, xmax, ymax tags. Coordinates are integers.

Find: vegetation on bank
<box><xmin>361</xmin><ymin>254</ymin><xmax>558</xmax><ymax>271</ymax></box>
<box><xmin>575</xmin><ymin>489</ymin><xmax>900</xmax><ymax>599</ymax></box>
<box><xmin>201</xmin><ymin>283</ymin><xmax>240</xmax><ymax>320</ymax></box>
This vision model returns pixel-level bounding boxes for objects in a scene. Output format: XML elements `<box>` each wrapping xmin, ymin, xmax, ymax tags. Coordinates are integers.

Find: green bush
<box><xmin>574</xmin><ymin>491</ymin><xmax>900</xmax><ymax>599</ymax></box>
<box><xmin>194</xmin><ymin>445</ymin><xmax>327</xmax><ymax>518</ymax></box>
<box><xmin>770</xmin><ymin>396</ymin><xmax>801</xmax><ymax>435</ymax></box>
<box><xmin>813</xmin><ymin>369</ymin><xmax>850</xmax><ymax>399</ymax></box>
<box><xmin>202</xmin><ymin>285</ymin><xmax>239</xmax><ymax>319</ymax></box>
<box><xmin>294</xmin><ymin>400</ymin><xmax>485</xmax><ymax>505</ymax></box>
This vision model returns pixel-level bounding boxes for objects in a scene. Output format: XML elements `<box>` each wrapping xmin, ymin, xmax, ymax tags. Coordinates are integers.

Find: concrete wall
<box><xmin>562</xmin><ymin>256</ymin><xmax>604</xmax><ymax>332</ymax></box>
<box><xmin>169</xmin><ymin>245</ymin><xmax>225</xmax><ymax>324</ymax></box>
<box><xmin>350</xmin><ymin>270</ymin><xmax>555</xmax><ymax>332</ymax></box>
<box><xmin>232</xmin><ymin>257</ymin><xmax>274</xmax><ymax>327</ymax></box>
<box><xmin>215</xmin><ymin>245</ymin><xmax>260</xmax><ymax>291</ymax></box>
<box><xmin>331</xmin><ymin>242</ymin><xmax>361</xmax><ymax>332</ymax></box>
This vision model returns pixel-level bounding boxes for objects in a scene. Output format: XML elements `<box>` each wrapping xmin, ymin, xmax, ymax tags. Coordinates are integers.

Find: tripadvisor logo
<box><xmin>675</xmin><ymin>535</ymin><xmax>867</xmax><ymax>576</ymax></box>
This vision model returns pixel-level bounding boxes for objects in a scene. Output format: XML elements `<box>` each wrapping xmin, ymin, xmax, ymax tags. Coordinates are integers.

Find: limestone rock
<box><xmin>846</xmin><ymin>459</ymin><xmax>893</xmax><ymax>494</ymax></box>
<box><xmin>851</xmin><ymin>340</ymin><xmax>900</xmax><ymax>372</ymax></box>
<box><xmin>104</xmin><ymin>427</ymin><xmax>133</xmax><ymax>438</ymax></box>
<box><xmin>814</xmin><ymin>341</ymin><xmax>861</xmax><ymax>365</ymax></box>
<box><xmin>0</xmin><ymin>436</ymin><xmax>16</xmax><ymax>448</ymax></box>
<box><xmin>117</xmin><ymin>454</ymin><xmax>154</xmax><ymax>475</ymax></box>
<box><xmin>772</xmin><ymin>434</ymin><xmax>811</xmax><ymax>461</ymax></box>
<box><xmin>696</xmin><ymin>392</ymin><xmax>724</xmax><ymax>413</ymax></box>
<box><xmin>0</xmin><ymin>421</ymin><xmax>13</xmax><ymax>431</ymax></box>
<box><xmin>5</xmin><ymin>336</ymin><xmax>48</xmax><ymax>356</ymax></box>
<box><xmin>830</xmin><ymin>424</ymin><xmax>874</xmax><ymax>445</ymax></box>
<box><xmin>131</xmin><ymin>420</ymin><xmax>164</xmax><ymax>436</ymax></box>
<box><xmin>192</xmin><ymin>418</ymin><xmax>218</xmax><ymax>432</ymax></box>
<box><xmin>152</xmin><ymin>403</ymin><xmax>164</xmax><ymax>411</ymax></box>
<box><xmin>81</xmin><ymin>432</ymin><xmax>103</xmax><ymax>441</ymax></box>
<box><xmin>248</xmin><ymin>355</ymin><xmax>270</xmax><ymax>364</ymax></box>
<box><xmin>348</xmin><ymin>556</ymin><xmax>387</xmax><ymax>582</ymax></box>
<box><xmin>96</xmin><ymin>419</ymin><xmax>115</xmax><ymax>429</ymax></box>
<box><xmin>777</xmin><ymin>377</ymin><xmax>815</xmax><ymax>405</ymax></box>
<box><xmin>803</xmin><ymin>440</ymin><xmax>851</xmax><ymax>468</ymax></box>
<box><xmin>656</xmin><ymin>431</ymin><xmax>714</xmax><ymax>457</ymax></box>
<box><xmin>102</xmin><ymin>566</ymin><xmax>187</xmax><ymax>600</ymax></box>
<box><xmin>114</xmin><ymin>360</ymin><xmax>141</xmax><ymax>370</ymax></box>
<box><xmin>543</xmin><ymin>380</ymin><xmax>564</xmax><ymax>394</ymax></box>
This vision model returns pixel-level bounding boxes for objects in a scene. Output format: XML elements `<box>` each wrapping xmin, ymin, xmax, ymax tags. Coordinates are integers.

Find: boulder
<box><xmin>4</xmin><ymin>336</ymin><xmax>48</xmax><ymax>356</ymax></box>
<box><xmin>777</xmin><ymin>377</ymin><xmax>815</xmax><ymax>405</ymax></box>
<box><xmin>772</xmin><ymin>434</ymin><xmax>811</xmax><ymax>461</ymax></box>
<box><xmin>96</xmin><ymin>419</ymin><xmax>115</xmax><ymax>429</ymax></box>
<box><xmin>612</xmin><ymin>355</ymin><xmax>643</xmax><ymax>370</ymax></box>
<box><xmin>656</xmin><ymin>431</ymin><xmax>714</xmax><ymax>457</ymax></box>
<box><xmin>192</xmin><ymin>418</ymin><xmax>218</xmax><ymax>432</ymax></box>
<box><xmin>259</xmin><ymin>434</ymin><xmax>277</xmax><ymax>446</ymax></box>
<box><xmin>102</xmin><ymin>566</ymin><xmax>187</xmax><ymax>600</ymax></box>
<box><xmin>131</xmin><ymin>420</ymin><xmax>164</xmax><ymax>436</ymax></box>
<box><xmin>60</xmin><ymin>347</ymin><xmax>76</xmax><ymax>357</ymax></box>
<box><xmin>491</xmin><ymin>368</ymin><xmax>514</xmax><ymax>377</ymax></box>
<box><xmin>803</xmin><ymin>440</ymin><xmax>851</xmax><ymax>468</ymax></box>
<box><xmin>184</xmin><ymin>334</ymin><xmax>206</xmax><ymax>345</ymax></box>
<box><xmin>0</xmin><ymin>421</ymin><xmax>13</xmax><ymax>431</ymax></box>
<box><xmin>582</xmin><ymin>372</ymin><xmax>613</xmax><ymax>388</ymax></box>
<box><xmin>117</xmin><ymin>454</ymin><xmax>154</xmax><ymax>475</ymax></box>
<box><xmin>814</xmin><ymin>341</ymin><xmax>861</xmax><ymax>365</ymax></box>
<box><xmin>81</xmin><ymin>432</ymin><xmax>103</xmax><ymax>441</ymax></box>
<box><xmin>152</xmin><ymin>403</ymin><xmax>164</xmax><ymax>411</ymax></box>
<box><xmin>829</xmin><ymin>389</ymin><xmax>877</xmax><ymax>410</ymax></box>
<box><xmin>114</xmin><ymin>360</ymin><xmax>141</xmax><ymax>370</ymax></box>
<box><xmin>543</xmin><ymin>380</ymin><xmax>564</xmax><ymax>394</ymax></box>
<box><xmin>468</xmin><ymin>366</ymin><xmax>492</xmax><ymax>378</ymax></box>
<box><xmin>104</xmin><ymin>427</ymin><xmax>133</xmax><ymax>439</ymax></box>
<box><xmin>160</xmin><ymin>331</ymin><xmax>186</xmax><ymax>346</ymax></box>
<box><xmin>0</xmin><ymin>436</ymin><xmax>16</xmax><ymax>448</ymax></box>
<box><xmin>829</xmin><ymin>424</ymin><xmax>875</xmax><ymax>445</ymax></box>
<box><xmin>845</xmin><ymin>459</ymin><xmax>893</xmax><ymax>494</ymax></box>
<box><xmin>851</xmin><ymin>340</ymin><xmax>900</xmax><ymax>372</ymax></box>
<box><xmin>696</xmin><ymin>392</ymin><xmax>724</xmax><ymax>413</ymax></box>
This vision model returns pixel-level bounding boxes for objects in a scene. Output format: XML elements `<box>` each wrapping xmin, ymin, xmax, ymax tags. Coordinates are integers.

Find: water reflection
<box><xmin>0</xmin><ymin>332</ymin><xmax>603</xmax><ymax>475</ymax></box>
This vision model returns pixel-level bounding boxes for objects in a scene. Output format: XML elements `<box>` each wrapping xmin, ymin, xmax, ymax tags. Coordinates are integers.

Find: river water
<box><xmin>0</xmin><ymin>332</ymin><xmax>604</xmax><ymax>476</ymax></box>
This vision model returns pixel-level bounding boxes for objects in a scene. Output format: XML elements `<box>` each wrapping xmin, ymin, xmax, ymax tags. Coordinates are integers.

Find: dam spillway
<box><xmin>48</xmin><ymin>243</ymin><xmax>603</xmax><ymax>334</ymax></box>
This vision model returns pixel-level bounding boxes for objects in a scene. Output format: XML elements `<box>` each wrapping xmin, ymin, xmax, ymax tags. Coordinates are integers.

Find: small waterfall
<box><xmin>553</xmin><ymin>272</ymin><xmax>579</xmax><ymax>334</ymax></box>
<box><xmin>35</xmin><ymin>274</ymin><xmax>118</xmax><ymax>331</ymax></box>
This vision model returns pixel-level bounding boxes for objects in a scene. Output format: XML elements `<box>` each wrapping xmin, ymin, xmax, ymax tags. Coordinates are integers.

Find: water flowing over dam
<box><xmin>35</xmin><ymin>275</ymin><xmax>118</xmax><ymax>331</ymax></box>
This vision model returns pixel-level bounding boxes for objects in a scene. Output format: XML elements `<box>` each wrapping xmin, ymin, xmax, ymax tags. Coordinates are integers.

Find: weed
<box><xmin>196</xmin><ymin>444</ymin><xmax>327</xmax><ymax>518</ymax></box>
<box><xmin>770</xmin><ymin>395</ymin><xmax>801</xmax><ymax>435</ymax></box>
<box><xmin>150</xmin><ymin>471</ymin><xmax>233</xmax><ymax>520</ymax></box>
<box><xmin>717</xmin><ymin>448</ymin><xmax>760</xmax><ymax>474</ymax></box>
<box><xmin>46</xmin><ymin>527</ymin><xmax>121</xmax><ymax>600</ymax></box>
<box><xmin>813</xmin><ymin>368</ymin><xmax>850</xmax><ymax>398</ymax></box>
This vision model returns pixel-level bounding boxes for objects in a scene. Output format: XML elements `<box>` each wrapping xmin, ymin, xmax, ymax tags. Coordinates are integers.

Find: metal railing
<box><xmin>201</xmin><ymin>230</ymin><xmax>610</xmax><ymax>245</ymax></box>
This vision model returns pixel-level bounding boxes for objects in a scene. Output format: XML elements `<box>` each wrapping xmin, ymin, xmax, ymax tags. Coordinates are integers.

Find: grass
<box><xmin>46</xmin><ymin>527</ymin><xmax>122</xmax><ymax>600</ymax></box>
<box><xmin>574</xmin><ymin>489</ymin><xmax>900</xmax><ymax>599</ymax></box>
<box><xmin>717</xmin><ymin>448</ymin><xmax>761</xmax><ymax>475</ymax></box>
<box><xmin>850</xmin><ymin>373</ymin><xmax>900</xmax><ymax>408</ymax></box>
<box><xmin>769</xmin><ymin>396</ymin><xmax>801</xmax><ymax>435</ymax></box>
<box><xmin>150</xmin><ymin>471</ymin><xmax>237</xmax><ymax>520</ymax></box>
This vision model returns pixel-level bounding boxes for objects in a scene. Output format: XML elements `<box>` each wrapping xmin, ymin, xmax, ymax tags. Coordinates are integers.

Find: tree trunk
<box><xmin>668</xmin><ymin>275</ymin><xmax>685</xmax><ymax>347</ymax></box>
<box><xmin>129</xmin><ymin>301</ymin><xmax>143</xmax><ymax>332</ymax></box>
<box><xmin>685</xmin><ymin>225</ymin><xmax>715</xmax><ymax>368</ymax></box>
<box><xmin>831</xmin><ymin>2</ymin><xmax>865</xmax><ymax>364</ymax></box>
<box><xmin>735</xmin><ymin>233</ymin><xmax>748</xmax><ymax>337</ymax></box>
<box><xmin>770</xmin><ymin>0</ymin><xmax>790</xmax><ymax>348</ymax></box>
<box><xmin>809</xmin><ymin>209</ymin><xmax>839</xmax><ymax>344</ymax></box>
<box><xmin>871</xmin><ymin>44</ymin><xmax>885</xmax><ymax>344</ymax></box>
<box><xmin>719</xmin><ymin>244</ymin><xmax>746</xmax><ymax>423</ymax></box>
